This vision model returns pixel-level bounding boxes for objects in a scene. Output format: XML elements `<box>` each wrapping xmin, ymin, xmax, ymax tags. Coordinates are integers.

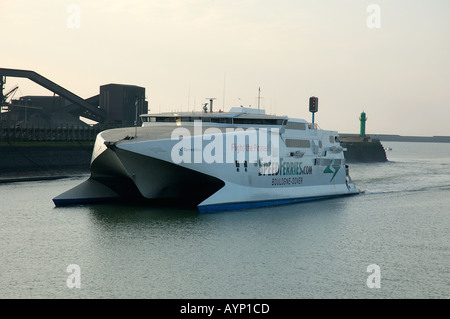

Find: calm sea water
<box><xmin>0</xmin><ymin>141</ymin><xmax>449</xmax><ymax>299</ymax></box>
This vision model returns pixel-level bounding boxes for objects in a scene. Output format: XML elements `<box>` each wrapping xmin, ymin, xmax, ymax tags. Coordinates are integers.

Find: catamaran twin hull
<box><xmin>53</xmin><ymin>120</ymin><xmax>359</xmax><ymax>212</ymax></box>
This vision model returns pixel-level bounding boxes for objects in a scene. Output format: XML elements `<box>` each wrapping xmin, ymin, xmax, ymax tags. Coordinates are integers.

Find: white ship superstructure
<box><xmin>53</xmin><ymin>106</ymin><xmax>359</xmax><ymax>212</ymax></box>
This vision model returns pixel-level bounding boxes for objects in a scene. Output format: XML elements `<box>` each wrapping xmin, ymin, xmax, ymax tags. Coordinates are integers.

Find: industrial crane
<box><xmin>1</xmin><ymin>76</ymin><xmax>19</xmax><ymax>110</ymax></box>
<box><xmin>1</xmin><ymin>76</ymin><xmax>42</xmax><ymax>111</ymax></box>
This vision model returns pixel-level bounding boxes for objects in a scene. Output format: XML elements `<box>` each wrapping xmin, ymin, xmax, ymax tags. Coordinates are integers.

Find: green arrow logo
<box><xmin>323</xmin><ymin>161</ymin><xmax>341</xmax><ymax>182</ymax></box>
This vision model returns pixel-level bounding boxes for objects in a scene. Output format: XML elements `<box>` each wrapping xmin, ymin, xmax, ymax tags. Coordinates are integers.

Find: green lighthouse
<box><xmin>360</xmin><ymin>111</ymin><xmax>367</xmax><ymax>137</ymax></box>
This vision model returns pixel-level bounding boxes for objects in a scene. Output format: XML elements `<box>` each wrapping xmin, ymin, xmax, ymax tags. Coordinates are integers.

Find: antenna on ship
<box><xmin>223</xmin><ymin>73</ymin><xmax>226</xmax><ymax>111</ymax></box>
<box><xmin>134</xmin><ymin>98</ymin><xmax>139</xmax><ymax>138</ymax></box>
<box><xmin>257</xmin><ymin>87</ymin><xmax>262</xmax><ymax>111</ymax></box>
<box><xmin>206</xmin><ymin>98</ymin><xmax>216</xmax><ymax>113</ymax></box>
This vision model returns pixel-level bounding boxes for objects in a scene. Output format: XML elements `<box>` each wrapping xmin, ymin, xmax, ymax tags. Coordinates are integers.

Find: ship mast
<box><xmin>257</xmin><ymin>87</ymin><xmax>261</xmax><ymax>111</ymax></box>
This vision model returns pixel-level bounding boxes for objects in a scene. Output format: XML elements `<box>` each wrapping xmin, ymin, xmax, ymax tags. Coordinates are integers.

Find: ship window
<box><xmin>329</xmin><ymin>136</ymin><xmax>335</xmax><ymax>143</ymax></box>
<box><xmin>233</xmin><ymin>118</ymin><xmax>284</xmax><ymax>125</ymax></box>
<box><xmin>315</xmin><ymin>158</ymin><xmax>333</xmax><ymax>166</ymax></box>
<box><xmin>141</xmin><ymin>116</ymin><xmax>154</xmax><ymax>122</ymax></box>
<box><xmin>176</xmin><ymin>117</ymin><xmax>215</xmax><ymax>123</ymax></box>
<box><xmin>286</xmin><ymin>122</ymin><xmax>306</xmax><ymax>130</ymax></box>
<box><xmin>211</xmin><ymin>117</ymin><xmax>233</xmax><ymax>124</ymax></box>
<box><xmin>334</xmin><ymin>159</ymin><xmax>342</xmax><ymax>166</ymax></box>
<box><xmin>153</xmin><ymin>116</ymin><xmax>177</xmax><ymax>122</ymax></box>
<box><xmin>285</xmin><ymin>139</ymin><xmax>311</xmax><ymax>148</ymax></box>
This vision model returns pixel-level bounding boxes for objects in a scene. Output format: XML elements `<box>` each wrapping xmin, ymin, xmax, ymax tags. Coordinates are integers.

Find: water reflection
<box><xmin>85</xmin><ymin>202</ymin><xmax>202</xmax><ymax>231</ymax></box>
<box><xmin>83</xmin><ymin>195</ymin><xmax>352</xmax><ymax>237</ymax></box>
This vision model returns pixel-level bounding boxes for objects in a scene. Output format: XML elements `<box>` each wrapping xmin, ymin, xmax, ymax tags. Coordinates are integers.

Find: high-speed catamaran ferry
<box><xmin>53</xmin><ymin>103</ymin><xmax>359</xmax><ymax>212</ymax></box>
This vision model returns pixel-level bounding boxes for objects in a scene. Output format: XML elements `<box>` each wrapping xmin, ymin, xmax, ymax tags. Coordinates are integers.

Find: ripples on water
<box><xmin>0</xmin><ymin>142</ymin><xmax>449</xmax><ymax>299</ymax></box>
<box><xmin>352</xmin><ymin>142</ymin><xmax>450</xmax><ymax>195</ymax></box>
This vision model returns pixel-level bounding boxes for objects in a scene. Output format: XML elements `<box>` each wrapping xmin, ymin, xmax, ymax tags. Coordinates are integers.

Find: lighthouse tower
<box><xmin>359</xmin><ymin>111</ymin><xmax>367</xmax><ymax>137</ymax></box>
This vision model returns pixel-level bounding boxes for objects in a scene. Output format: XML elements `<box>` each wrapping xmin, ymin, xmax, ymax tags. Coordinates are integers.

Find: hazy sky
<box><xmin>1</xmin><ymin>0</ymin><xmax>449</xmax><ymax>136</ymax></box>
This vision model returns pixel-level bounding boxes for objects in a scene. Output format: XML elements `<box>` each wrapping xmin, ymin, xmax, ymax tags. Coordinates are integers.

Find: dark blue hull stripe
<box><xmin>198</xmin><ymin>193</ymin><xmax>358</xmax><ymax>213</ymax></box>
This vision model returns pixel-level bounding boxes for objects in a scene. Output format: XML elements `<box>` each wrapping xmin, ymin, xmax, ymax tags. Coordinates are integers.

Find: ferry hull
<box><xmin>53</xmin><ymin>142</ymin><xmax>226</xmax><ymax>207</ymax></box>
<box><xmin>53</xmin><ymin>142</ymin><xmax>359</xmax><ymax>210</ymax></box>
<box><xmin>53</xmin><ymin>178</ymin><xmax>121</xmax><ymax>206</ymax></box>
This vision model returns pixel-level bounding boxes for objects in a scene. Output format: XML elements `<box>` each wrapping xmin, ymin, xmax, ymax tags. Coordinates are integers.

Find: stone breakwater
<box><xmin>340</xmin><ymin>139</ymin><xmax>388</xmax><ymax>163</ymax></box>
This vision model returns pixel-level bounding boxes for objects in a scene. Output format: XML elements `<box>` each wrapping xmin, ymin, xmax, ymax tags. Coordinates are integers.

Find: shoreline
<box><xmin>0</xmin><ymin>170</ymin><xmax>90</xmax><ymax>184</ymax></box>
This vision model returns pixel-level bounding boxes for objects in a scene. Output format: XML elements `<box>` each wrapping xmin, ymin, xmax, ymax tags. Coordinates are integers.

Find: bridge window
<box><xmin>232</xmin><ymin>118</ymin><xmax>284</xmax><ymax>125</ymax></box>
<box><xmin>286</xmin><ymin>122</ymin><xmax>306</xmax><ymax>130</ymax></box>
<box><xmin>285</xmin><ymin>139</ymin><xmax>311</xmax><ymax>148</ymax></box>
